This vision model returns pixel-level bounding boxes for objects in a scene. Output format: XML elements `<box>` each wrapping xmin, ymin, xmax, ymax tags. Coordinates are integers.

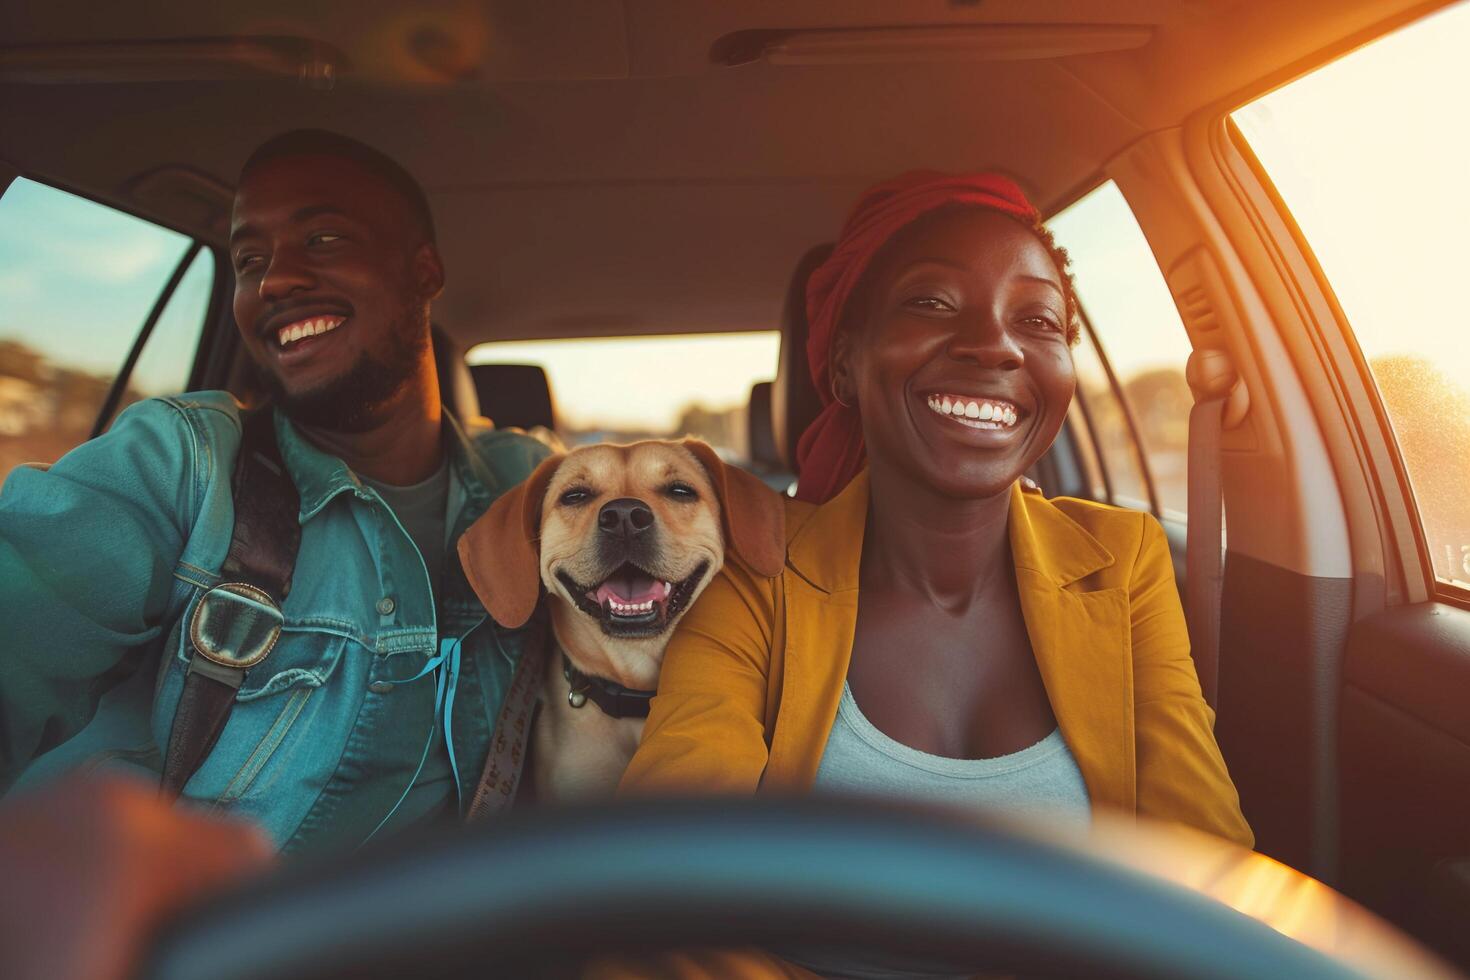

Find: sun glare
<box><xmin>1233</xmin><ymin>0</ymin><xmax>1470</xmax><ymax>582</ymax></box>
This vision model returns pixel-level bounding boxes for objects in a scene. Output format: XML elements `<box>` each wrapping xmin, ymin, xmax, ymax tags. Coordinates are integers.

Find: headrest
<box><xmin>747</xmin><ymin>381</ymin><xmax>779</xmax><ymax>470</ymax></box>
<box><xmin>431</xmin><ymin>325</ymin><xmax>482</xmax><ymax>422</ymax></box>
<box><xmin>469</xmin><ymin>363</ymin><xmax>558</xmax><ymax>432</ymax></box>
<box><xmin>772</xmin><ymin>243</ymin><xmax>834</xmax><ymax>473</ymax></box>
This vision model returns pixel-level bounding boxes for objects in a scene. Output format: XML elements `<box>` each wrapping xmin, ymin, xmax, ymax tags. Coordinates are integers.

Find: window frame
<box><xmin>190</xmin><ymin>247</ymin><xmax>239</xmax><ymax>393</ymax></box>
<box><xmin>1042</xmin><ymin>178</ymin><xmax>1171</xmax><ymax>521</ymax></box>
<box><xmin>1198</xmin><ymin>1</ymin><xmax>1466</xmax><ymax>611</ymax></box>
<box><xmin>1076</xmin><ymin>306</ymin><xmax>1163</xmax><ymax>518</ymax></box>
<box><xmin>1059</xmin><ymin>387</ymin><xmax>1110</xmax><ymax>503</ymax></box>
<box><xmin>91</xmin><ymin>240</ymin><xmax>206</xmax><ymax>436</ymax></box>
<box><xmin>0</xmin><ymin>169</ymin><xmax>229</xmax><ymax>438</ymax></box>
<box><xmin>1223</xmin><ymin>121</ymin><xmax>1467</xmax><ymax>610</ymax></box>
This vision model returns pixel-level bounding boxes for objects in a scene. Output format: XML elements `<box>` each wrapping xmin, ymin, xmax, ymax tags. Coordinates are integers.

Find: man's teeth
<box><xmin>926</xmin><ymin>395</ymin><xmax>1019</xmax><ymax>428</ymax></box>
<box><xmin>277</xmin><ymin>316</ymin><xmax>345</xmax><ymax>348</ymax></box>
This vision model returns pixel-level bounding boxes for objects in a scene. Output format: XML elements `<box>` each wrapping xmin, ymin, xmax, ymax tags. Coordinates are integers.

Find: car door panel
<box><xmin>1339</xmin><ymin>602</ymin><xmax>1470</xmax><ymax>959</ymax></box>
<box><xmin>1216</xmin><ymin>554</ymin><xmax>1353</xmax><ymax>873</ymax></box>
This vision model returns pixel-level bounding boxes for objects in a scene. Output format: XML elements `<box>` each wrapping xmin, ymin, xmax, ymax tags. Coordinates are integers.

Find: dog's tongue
<box><xmin>594</xmin><ymin>566</ymin><xmax>665</xmax><ymax>605</ymax></box>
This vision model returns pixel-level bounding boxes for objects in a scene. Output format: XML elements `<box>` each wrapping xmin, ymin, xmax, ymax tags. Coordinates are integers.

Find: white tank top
<box><xmin>814</xmin><ymin>682</ymin><xmax>1091</xmax><ymax>825</ymax></box>
<box><xmin>779</xmin><ymin>684</ymin><xmax>1092</xmax><ymax>979</ymax></box>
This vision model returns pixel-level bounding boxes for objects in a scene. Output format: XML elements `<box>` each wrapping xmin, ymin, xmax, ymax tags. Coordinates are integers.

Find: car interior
<box><xmin>2</xmin><ymin>0</ymin><xmax>1468</xmax><ymax>975</ymax></box>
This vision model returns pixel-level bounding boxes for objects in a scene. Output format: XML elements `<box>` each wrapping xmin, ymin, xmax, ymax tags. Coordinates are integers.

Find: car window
<box><xmin>1050</xmin><ymin>181</ymin><xmax>1195</xmax><ymax>519</ymax></box>
<box><xmin>1069</xmin><ymin>324</ymin><xmax>1154</xmax><ymax>512</ymax></box>
<box><xmin>1232</xmin><ymin>2</ymin><xmax>1470</xmax><ymax>588</ymax></box>
<box><xmin>126</xmin><ymin>248</ymin><xmax>213</xmax><ymax>405</ymax></box>
<box><xmin>0</xmin><ymin>177</ymin><xmax>214</xmax><ymax>484</ymax></box>
<box><xmin>468</xmin><ymin>331</ymin><xmax>779</xmax><ymax>458</ymax></box>
<box><xmin>1057</xmin><ymin>399</ymin><xmax>1109</xmax><ymax>503</ymax></box>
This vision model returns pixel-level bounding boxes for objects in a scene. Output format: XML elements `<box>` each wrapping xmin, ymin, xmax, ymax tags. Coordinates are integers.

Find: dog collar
<box><xmin>562</xmin><ymin>654</ymin><xmax>655</xmax><ymax>719</ymax></box>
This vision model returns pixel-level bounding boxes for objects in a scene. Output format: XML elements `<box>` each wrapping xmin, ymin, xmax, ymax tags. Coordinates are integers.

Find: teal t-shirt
<box><xmin>361</xmin><ymin>456</ymin><xmax>456</xmax><ymax>833</ymax></box>
<box><xmin>361</xmin><ymin>457</ymin><xmax>451</xmax><ymax>602</ymax></box>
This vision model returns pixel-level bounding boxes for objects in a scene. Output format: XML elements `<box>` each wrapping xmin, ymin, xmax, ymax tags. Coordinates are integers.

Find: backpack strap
<box><xmin>465</xmin><ymin>637</ymin><xmax>548</xmax><ymax>822</ymax></box>
<box><xmin>161</xmin><ymin>408</ymin><xmax>301</xmax><ymax>797</ymax></box>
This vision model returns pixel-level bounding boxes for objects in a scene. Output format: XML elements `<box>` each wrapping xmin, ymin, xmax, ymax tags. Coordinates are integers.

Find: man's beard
<box><xmin>255</xmin><ymin>313</ymin><xmax>430</xmax><ymax>433</ymax></box>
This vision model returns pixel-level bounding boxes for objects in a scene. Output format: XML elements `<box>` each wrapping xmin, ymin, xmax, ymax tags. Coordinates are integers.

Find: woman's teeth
<box><xmin>926</xmin><ymin>395</ymin><xmax>1018</xmax><ymax>429</ymax></box>
<box><xmin>277</xmin><ymin>316</ymin><xmax>346</xmax><ymax>348</ymax></box>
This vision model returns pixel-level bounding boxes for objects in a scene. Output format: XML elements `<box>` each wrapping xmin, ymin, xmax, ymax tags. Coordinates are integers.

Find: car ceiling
<box><xmin>0</xmin><ymin>0</ymin><xmax>1437</xmax><ymax>347</ymax></box>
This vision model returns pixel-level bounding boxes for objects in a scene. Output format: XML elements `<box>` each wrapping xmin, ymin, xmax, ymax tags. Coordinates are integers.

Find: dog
<box><xmin>459</xmin><ymin>439</ymin><xmax>785</xmax><ymax>803</ymax></box>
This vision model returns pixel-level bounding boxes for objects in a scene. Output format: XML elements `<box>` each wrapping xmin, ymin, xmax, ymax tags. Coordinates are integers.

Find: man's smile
<box><xmin>259</xmin><ymin>301</ymin><xmax>353</xmax><ymax>340</ymax></box>
<box><xmin>275</xmin><ymin>315</ymin><xmax>346</xmax><ymax>349</ymax></box>
<box><xmin>267</xmin><ymin>315</ymin><xmax>352</xmax><ymax>368</ymax></box>
<box><xmin>255</xmin><ymin>303</ymin><xmax>356</xmax><ymax>370</ymax></box>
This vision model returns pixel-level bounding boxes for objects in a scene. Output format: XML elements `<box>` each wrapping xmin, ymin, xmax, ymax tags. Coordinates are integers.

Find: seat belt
<box><xmin>1184</xmin><ymin>348</ymin><xmax>1244</xmax><ymax>712</ymax></box>
<box><xmin>161</xmin><ymin>408</ymin><xmax>300</xmax><ymax>797</ymax></box>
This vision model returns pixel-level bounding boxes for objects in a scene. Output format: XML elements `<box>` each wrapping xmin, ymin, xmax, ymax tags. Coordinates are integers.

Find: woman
<box><xmin>611</xmin><ymin>172</ymin><xmax>1249</xmax><ymax>976</ymax></box>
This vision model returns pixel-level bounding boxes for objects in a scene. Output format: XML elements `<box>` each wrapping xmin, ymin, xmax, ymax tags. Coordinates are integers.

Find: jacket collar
<box><xmin>785</xmin><ymin>470</ymin><xmax>871</xmax><ymax>593</ymax></box>
<box><xmin>782</xmin><ymin>469</ymin><xmax>1134</xmax><ymax>811</ymax></box>
<box><xmin>785</xmin><ymin>470</ymin><xmax>1115</xmax><ymax>594</ymax></box>
<box><xmin>273</xmin><ymin>407</ymin><xmax>491</xmax><ymax>523</ymax></box>
<box><xmin>1007</xmin><ymin>482</ymin><xmax>1116</xmax><ymax>587</ymax></box>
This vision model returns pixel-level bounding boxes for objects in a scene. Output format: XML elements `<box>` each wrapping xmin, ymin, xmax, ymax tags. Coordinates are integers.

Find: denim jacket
<box><xmin>0</xmin><ymin>391</ymin><xmax>550</xmax><ymax>851</ymax></box>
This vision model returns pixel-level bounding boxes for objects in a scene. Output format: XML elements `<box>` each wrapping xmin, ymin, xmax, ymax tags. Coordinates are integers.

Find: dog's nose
<box><xmin>598</xmin><ymin>497</ymin><xmax>655</xmax><ymax>538</ymax></box>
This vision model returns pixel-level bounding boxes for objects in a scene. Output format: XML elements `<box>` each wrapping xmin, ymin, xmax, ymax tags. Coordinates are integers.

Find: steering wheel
<box><xmin>138</xmin><ymin>798</ymin><xmax>1458</xmax><ymax>980</ymax></box>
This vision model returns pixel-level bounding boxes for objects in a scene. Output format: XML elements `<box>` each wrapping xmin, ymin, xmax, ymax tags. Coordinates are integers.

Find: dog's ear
<box><xmin>681</xmin><ymin>439</ymin><xmax>787</xmax><ymax>578</ymax></box>
<box><xmin>458</xmin><ymin>453</ymin><xmax>564</xmax><ymax>628</ymax></box>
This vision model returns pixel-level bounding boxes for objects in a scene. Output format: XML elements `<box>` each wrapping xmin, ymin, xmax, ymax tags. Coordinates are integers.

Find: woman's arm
<box><xmin>1129</xmin><ymin>514</ymin><xmax>1254</xmax><ymax>848</ymax></box>
<box><xmin>618</xmin><ymin>557</ymin><xmax>780</xmax><ymax>796</ymax></box>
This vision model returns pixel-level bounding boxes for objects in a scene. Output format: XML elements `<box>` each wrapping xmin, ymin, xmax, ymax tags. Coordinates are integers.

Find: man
<box><xmin>0</xmin><ymin>130</ymin><xmax>550</xmax><ymax>851</ymax></box>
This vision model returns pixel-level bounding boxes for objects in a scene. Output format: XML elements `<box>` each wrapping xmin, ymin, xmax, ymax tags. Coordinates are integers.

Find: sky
<box><xmin>1231</xmin><ymin>0</ymin><xmax>1470</xmax><ymax>383</ymax></box>
<box><xmin>1231</xmin><ymin>0</ymin><xmax>1470</xmax><ymax>581</ymax></box>
<box><xmin>0</xmin><ymin>178</ymin><xmax>211</xmax><ymax>396</ymax></box>
<box><xmin>1048</xmin><ymin>181</ymin><xmax>1195</xmax><ymax>382</ymax></box>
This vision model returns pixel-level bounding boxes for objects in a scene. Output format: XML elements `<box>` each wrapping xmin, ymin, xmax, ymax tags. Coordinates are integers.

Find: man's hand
<box><xmin>0</xmin><ymin>774</ymin><xmax>274</xmax><ymax>980</ymax></box>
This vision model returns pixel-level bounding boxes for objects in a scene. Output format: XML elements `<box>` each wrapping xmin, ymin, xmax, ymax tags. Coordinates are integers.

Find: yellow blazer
<box><xmin>621</xmin><ymin>471</ymin><xmax>1252</xmax><ymax>848</ymax></box>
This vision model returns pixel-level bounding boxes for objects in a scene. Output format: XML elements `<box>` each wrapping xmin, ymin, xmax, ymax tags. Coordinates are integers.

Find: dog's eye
<box><xmin>559</xmin><ymin>487</ymin><xmax>593</xmax><ymax>506</ymax></box>
<box><xmin>666</xmin><ymin>482</ymin><xmax>699</xmax><ymax>500</ymax></box>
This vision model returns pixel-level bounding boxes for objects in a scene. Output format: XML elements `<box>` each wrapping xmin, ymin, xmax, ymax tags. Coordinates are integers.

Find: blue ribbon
<box><xmin>361</xmin><ymin>620</ymin><xmax>483</xmax><ymax>845</ymax></box>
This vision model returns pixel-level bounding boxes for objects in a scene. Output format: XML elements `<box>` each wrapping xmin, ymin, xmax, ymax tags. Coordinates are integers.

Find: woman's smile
<box><xmin>914</xmin><ymin>388</ymin><xmax>1034</xmax><ymax>459</ymax></box>
<box><xmin>924</xmin><ymin>393</ymin><xmax>1019</xmax><ymax>428</ymax></box>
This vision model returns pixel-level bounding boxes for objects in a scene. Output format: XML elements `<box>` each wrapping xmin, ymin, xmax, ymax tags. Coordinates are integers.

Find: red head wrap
<box><xmin>794</xmin><ymin>171</ymin><xmax>1041</xmax><ymax>504</ymax></box>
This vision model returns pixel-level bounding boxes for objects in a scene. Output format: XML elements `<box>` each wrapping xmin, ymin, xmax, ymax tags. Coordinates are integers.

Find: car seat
<box><xmin>430</xmin><ymin>325</ymin><xmax>482</xmax><ymax>423</ymax></box>
<box><xmin>468</xmin><ymin>363</ymin><xmax>558</xmax><ymax>433</ymax></box>
<box><xmin>772</xmin><ymin>244</ymin><xmax>834</xmax><ymax>479</ymax></box>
